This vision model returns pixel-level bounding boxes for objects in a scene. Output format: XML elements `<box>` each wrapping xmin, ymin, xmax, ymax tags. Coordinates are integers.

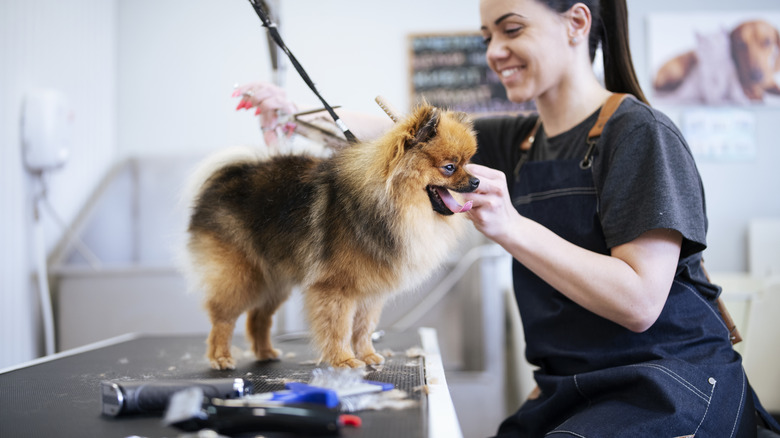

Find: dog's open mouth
<box><xmin>427</xmin><ymin>186</ymin><xmax>472</xmax><ymax>215</ymax></box>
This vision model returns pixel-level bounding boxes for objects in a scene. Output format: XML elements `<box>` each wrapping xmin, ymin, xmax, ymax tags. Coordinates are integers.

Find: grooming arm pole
<box><xmin>247</xmin><ymin>0</ymin><xmax>358</xmax><ymax>144</ymax></box>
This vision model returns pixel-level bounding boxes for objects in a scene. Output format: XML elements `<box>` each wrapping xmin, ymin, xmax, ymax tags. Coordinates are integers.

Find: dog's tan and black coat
<box><xmin>186</xmin><ymin>104</ymin><xmax>478</xmax><ymax>369</ymax></box>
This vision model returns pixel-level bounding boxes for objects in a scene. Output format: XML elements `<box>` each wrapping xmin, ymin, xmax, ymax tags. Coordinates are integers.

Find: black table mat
<box><xmin>0</xmin><ymin>331</ymin><xmax>428</xmax><ymax>438</ymax></box>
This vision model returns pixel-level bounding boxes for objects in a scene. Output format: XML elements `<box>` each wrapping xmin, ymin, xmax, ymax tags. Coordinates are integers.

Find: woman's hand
<box><xmin>461</xmin><ymin>163</ymin><xmax>521</xmax><ymax>243</ymax></box>
<box><xmin>232</xmin><ymin>82</ymin><xmax>297</xmax><ymax>148</ymax></box>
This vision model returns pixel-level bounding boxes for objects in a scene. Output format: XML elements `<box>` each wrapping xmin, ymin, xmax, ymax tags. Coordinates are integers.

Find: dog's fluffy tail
<box><xmin>180</xmin><ymin>145</ymin><xmax>269</xmax><ymax>210</ymax></box>
<box><xmin>176</xmin><ymin>145</ymin><xmax>268</xmax><ymax>294</ymax></box>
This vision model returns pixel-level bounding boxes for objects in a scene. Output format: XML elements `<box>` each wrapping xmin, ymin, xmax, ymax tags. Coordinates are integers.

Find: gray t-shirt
<box><xmin>472</xmin><ymin>97</ymin><xmax>718</xmax><ymax>296</ymax></box>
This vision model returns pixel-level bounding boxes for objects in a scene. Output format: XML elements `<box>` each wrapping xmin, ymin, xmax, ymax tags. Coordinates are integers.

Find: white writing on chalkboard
<box><xmin>409</xmin><ymin>33</ymin><xmax>535</xmax><ymax>115</ymax></box>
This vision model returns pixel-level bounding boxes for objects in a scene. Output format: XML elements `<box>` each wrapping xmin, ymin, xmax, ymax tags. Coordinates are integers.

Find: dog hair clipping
<box><xmin>375</xmin><ymin>95</ymin><xmax>403</xmax><ymax>123</ymax></box>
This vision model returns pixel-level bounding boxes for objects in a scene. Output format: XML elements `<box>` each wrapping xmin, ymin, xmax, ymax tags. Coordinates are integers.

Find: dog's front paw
<box><xmin>334</xmin><ymin>357</ymin><xmax>366</xmax><ymax>369</ymax></box>
<box><xmin>361</xmin><ymin>352</ymin><xmax>385</xmax><ymax>366</ymax></box>
<box><xmin>255</xmin><ymin>348</ymin><xmax>282</xmax><ymax>361</ymax></box>
<box><xmin>209</xmin><ymin>355</ymin><xmax>236</xmax><ymax>370</ymax></box>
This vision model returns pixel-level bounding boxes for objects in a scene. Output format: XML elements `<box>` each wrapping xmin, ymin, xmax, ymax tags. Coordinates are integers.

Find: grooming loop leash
<box><xmin>247</xmin><ymin>0</ymin><xmax>359</xmax><ymax>144</ymax></box>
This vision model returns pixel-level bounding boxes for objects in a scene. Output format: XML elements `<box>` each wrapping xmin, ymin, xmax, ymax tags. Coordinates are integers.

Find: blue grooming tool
<box><xmin>242</xmin><ymin>368</ymin><xmax>394</xmax><ymax>409</ymax></box>
<box><xmin>242</xmin><ymin>384</ymin><xmax>340</xmax><ymax>408</ymax></box>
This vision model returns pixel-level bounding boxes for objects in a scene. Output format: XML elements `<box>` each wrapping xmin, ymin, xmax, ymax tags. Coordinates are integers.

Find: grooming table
<box><xmin>0</xmin><ymin>328</ymin><xmax>461</xmax><ymax>438</ymax></box>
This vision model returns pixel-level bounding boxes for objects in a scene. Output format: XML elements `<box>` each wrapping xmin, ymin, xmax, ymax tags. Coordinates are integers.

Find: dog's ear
<box><xmin>382</xmin><ymin>104</ymin><xmax>441</xmax><ymax>174</ymax></box>
<box><xmin>451</xmin><ymin>111</ymin><xmax>473</xmax><ymax>128</ymax></box>
<box><xmin>406</xmin><ymin>105</ymin><xmax>440</xmax><ymax>149</ymax></box>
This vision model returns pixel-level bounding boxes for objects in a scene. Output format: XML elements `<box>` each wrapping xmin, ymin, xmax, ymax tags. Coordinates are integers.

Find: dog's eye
<box><xmin>442</xmin><ymin>164</ymin><xmax>456</xmax><ymax>176</ymax></box>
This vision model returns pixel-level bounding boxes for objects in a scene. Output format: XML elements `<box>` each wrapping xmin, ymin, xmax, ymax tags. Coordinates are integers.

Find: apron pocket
<box><xmin>548</xmin><ymin>360</ymin><xmax>716</xmax><ymax>437</ymax></box>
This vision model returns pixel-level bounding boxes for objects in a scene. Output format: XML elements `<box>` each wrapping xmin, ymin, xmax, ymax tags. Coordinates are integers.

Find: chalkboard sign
<box><xmin>409</xmin><ymin>32</ymin><xmax>535</xmax><ymax>115</ymax></box>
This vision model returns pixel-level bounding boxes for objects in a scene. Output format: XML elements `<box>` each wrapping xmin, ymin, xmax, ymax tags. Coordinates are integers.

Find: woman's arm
<box><xmin>462</xmin><ymin>163</ymin><xmax>681</xmax><ymax>333</ymax></box>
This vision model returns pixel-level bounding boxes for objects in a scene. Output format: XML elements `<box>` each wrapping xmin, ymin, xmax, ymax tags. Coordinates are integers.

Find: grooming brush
<box><xmin>306</xmin><ymin>367</ymin><xmax>394</xmax><ymax>405</ymax></box>
<box><xmin>307</xmin><ymin>367</ymin><xmax>403</xmax><ymax>412</ymax></box>
<box><xmin>241</xmin><ymin>367</ymin><xmax>394</xmax><ymax>410</ymax></box>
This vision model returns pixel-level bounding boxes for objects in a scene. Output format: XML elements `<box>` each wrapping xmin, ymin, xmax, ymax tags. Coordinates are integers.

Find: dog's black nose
<box><xmin>469</xmin><ymin>177</ymin><xmax>480</xmax><ymax>190</ymax></box>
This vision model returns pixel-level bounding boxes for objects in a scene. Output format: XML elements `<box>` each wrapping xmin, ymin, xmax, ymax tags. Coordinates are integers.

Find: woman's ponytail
<box><xmin>598</xmin><ymin>0</ymin><xmax>649</xmax><ymax>104</ymax></box>
<box><xmin>540</xmin><ymin>0</ymin><xmax>649</xmax><ymax>104</ymax></box>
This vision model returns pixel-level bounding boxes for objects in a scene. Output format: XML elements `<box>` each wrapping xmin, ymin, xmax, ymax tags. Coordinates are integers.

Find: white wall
<box><xmin>0</xmin><ymin>0</ymin><xmax>118</xmax><ymax>368</ymax></box>
<box><xmin>117</xmin><ymin>0</ymin><xmax>269</xmax><ymax>156</ymax></box>
<box><xmin>116</xmin><ymin>0</ymin><xmax>482</xmax><ymax>157</ymax></box>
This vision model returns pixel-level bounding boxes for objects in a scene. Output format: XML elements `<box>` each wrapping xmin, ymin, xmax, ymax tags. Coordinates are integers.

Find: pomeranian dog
<box><xmin>185</xmin><ymin>103</ymin><xmax>479</xmax><ymax>369</ymax></box>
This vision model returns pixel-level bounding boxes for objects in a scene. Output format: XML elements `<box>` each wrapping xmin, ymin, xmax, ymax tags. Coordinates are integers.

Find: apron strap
<box><xmin>587</xmin><ymin>93</ymin><xmax>629</xmax><ymax>139</ymax></box>
<box><xmin>520</xmin><ymin>117</ymin><xmax>541</xmax><ymax>152</ymax></box>
<box><xmin>514</xmin><ymin>116</ymin><xmax>541</xmax><ymax>178</ymax></box>
<box><xmin>516</xmin><ymin>94</ymin><xmax>631</xmax><ymax>174</ymax></box>
<box><xmin>580</xmin><ymin>93</ymin><xmax>629</xmax><ymax>169</ymax></box>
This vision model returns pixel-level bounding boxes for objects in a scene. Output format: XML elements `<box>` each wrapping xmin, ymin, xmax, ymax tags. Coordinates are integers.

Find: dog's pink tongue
<box><xmin>437</xmin><ymin>188</ymin><xmax>472</xmax><ymax>213</ymax></box>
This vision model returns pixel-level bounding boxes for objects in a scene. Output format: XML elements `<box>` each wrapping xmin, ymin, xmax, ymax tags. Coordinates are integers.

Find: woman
<box><xmin>463</xmin><ymin>0</ymin><xmax>779</xmax><ymax>437</ymax></box>
<box><xmin>236</xmin><ymin>1</ymin><xmax>780</xmax><ymax>436</ymax></box>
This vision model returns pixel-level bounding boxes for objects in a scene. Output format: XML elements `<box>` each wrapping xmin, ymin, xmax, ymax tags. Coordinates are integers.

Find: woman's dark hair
<box><xmin>538</xmin><ymin>0</ymin><xmax>649</xmax><ymax>104</ymax></box>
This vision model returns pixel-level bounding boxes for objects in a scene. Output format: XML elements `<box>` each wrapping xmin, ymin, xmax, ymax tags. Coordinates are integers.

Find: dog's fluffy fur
<box><xmin>185</xmin><ymin>104</ymin><xmax>479</xmax><ymax>369</ymax></box>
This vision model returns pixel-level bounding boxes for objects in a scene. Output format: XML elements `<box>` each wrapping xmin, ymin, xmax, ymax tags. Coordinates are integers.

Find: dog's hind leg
<box><xmin>305</xmin><ymin>284</ymin><xmax>363</xmax><ymax>368</ymax></box>
<box><xmin>352</xmin><ymin>296</ymin><xmax>386</xmax><ymax>365</ymax></box>
<box><xmin>192</xmin><ymin>233</ymin><xmax>259</xmax><ymax>370</ymax></box>
<box><xmin>205</xmin><ymin>290</ymin><xmax>256</xmax><ymax>370</ymax></box>
<box><xmin>206</xmin><ymin>317</ymin><xmax>239</xmax><ymax>370</ymax></box>
<box><xmin>246</xmin><ymin>286</ymin><xmax>291</xmax><ymax>361</ymax></box>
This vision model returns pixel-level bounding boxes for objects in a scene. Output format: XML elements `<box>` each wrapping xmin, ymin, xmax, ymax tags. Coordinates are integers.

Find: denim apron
<box><xmin>493</xmin><ymin>154</ymin><xmax>761</xmax><ymax>437</ymax></box>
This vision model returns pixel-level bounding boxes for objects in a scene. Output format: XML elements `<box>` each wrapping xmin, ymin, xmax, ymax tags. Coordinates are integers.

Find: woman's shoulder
<box><xmin>607</xmin><ymin>96</ymin><xmax>683</xmax><ymax>140</ymax></box>
<box><xmin>593</xmin><ymin>95</ymin><xmax>701</xmax><ymax>186</ymax></box>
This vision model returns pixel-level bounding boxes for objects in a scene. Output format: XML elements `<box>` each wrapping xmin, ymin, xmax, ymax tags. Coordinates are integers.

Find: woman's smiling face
<box><xmin>480</xmin><ymin>0</ymin><xmax>574</xmax><ymax>103</ymax></box>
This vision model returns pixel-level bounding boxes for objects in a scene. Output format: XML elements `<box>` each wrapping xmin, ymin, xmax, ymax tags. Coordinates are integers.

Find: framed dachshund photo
<box><xmin>648</xmin><ymin>12</ymin><xmax>780</xmax><ymax>106</ymax></box>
